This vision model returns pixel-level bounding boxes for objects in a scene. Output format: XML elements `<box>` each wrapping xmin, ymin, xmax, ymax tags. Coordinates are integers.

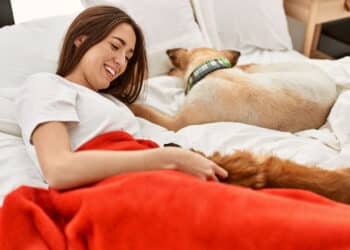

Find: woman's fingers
<box><xmin>174</xmin><ymin>148</ymin><xmax>228</xmax><ymax>182</ymax></box>
<box><xmin>197</xmin><ymin>161</ymin><xmax>228</xmax><ymax>182</ymax></box>
<box><xmin>203</xmin><ymin>164</ymin><xmax>227</xmax><ymax>182</ymax></box>
<box><xmin>208</xmin><ymin>173</ymin><xmax>219</xmax><ymax>182</ymax></box>
<box><xmin>213</xmin><ymin>164</ymin><xmax>229</xmax><ymax>179</ymax></box>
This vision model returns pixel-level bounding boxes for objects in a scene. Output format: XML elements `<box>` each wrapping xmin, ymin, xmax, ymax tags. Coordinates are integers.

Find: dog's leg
<box><xmin>130</xmin><ymin>101</ymin><xmax>214</xmax><ymax>131</ymax></box>
<box><xmin>129</xmin><ymin>103</ymin><xmax>185</xmax><ymax>131</ymax></box>
<box><xmin>208</xmin><ymin>151</ymin><xmax>350</xmax><ymax>204</ymax></box>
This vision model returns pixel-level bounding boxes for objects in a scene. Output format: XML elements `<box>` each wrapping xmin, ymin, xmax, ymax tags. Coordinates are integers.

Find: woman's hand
<box><xmin>164</xmin><ymin>147</ymin><xmax>228</xmax><ymax>182</ymax></box>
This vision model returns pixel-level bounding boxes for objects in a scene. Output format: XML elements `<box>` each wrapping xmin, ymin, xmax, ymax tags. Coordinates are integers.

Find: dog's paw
<box><xmin>209</xmin><ymin>151</ymin><xmax>267</xmax><ymax>189</ymax></box>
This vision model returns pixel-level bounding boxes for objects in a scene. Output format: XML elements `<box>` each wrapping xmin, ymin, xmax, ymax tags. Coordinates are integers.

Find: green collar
<box><xmin>186</xmin><ymin>57</ymin><xmax>232</xmax><ymax>94</ymax></box>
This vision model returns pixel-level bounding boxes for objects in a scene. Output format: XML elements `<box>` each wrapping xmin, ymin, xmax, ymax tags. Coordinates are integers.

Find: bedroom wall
<box><xmin>10</xmin><ymin>0</ymin><xmax>83</xmax><ymax>23</ymax></box>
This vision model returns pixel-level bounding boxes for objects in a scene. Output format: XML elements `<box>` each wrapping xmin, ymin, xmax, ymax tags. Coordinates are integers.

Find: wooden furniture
<box><xmin>0</xmin><ymin>0</ymin><xmax>14</xmax><ymax>28</ymax></box>
<box><xmin>284</xmin><ymin>0</ymin><xmax>350</xmax><ymax>58</ymax></box>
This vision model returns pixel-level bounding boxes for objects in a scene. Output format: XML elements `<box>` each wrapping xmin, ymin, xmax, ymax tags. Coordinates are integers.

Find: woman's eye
<box><xmin>110</xmin><ymin>44</ymin><xmax>119</xmax><ymax>50</ymax></box>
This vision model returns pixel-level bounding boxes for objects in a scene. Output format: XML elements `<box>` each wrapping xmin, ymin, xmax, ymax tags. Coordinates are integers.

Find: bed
<box><xmin>1</xmin><ymin>0</ymin><xmax>350</xmax><ymax>249</ymax></box>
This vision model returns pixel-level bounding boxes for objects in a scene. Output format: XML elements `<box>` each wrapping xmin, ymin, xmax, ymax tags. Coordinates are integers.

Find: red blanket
<box><xmin>1</xmin><ymin>131</ymin><xmax>350</xmax><ymax>250</ymax></box>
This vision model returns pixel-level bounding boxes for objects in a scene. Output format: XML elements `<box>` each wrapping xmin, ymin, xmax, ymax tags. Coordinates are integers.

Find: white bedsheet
<box><xmin>0</xmin><ymin>132</ymin><xmax>47</xmax><ymax>205</ymax></box>
<box><xmin>1</xmin><ymin>49</ymin><xmax>350</xmax><ymax>206</ymax></box>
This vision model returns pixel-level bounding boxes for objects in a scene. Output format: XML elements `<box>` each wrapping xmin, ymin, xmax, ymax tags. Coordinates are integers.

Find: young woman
<box><xmin>16</xmin><ymin>5</ymin><xmax>228</xmax><ymax>190</ymax></box>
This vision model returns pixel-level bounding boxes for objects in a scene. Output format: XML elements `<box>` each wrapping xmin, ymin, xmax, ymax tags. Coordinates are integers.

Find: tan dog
<box><xmin>130</xmin><ymin>48</ymin><xmax>337</xmax><ymax>132</ymax></box>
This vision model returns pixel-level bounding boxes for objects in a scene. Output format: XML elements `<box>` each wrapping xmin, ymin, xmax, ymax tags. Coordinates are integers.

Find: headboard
<box><xmin>0</xmin><ymin>0</ymin><xmax>14</xmax><ymax>28</ymax></box>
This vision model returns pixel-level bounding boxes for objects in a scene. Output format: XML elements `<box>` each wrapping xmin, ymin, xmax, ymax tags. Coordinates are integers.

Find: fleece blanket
<box><xmin>1</xmin><ymin>131</ymin><xmax>350</xmax><ymax>250</ymax></box>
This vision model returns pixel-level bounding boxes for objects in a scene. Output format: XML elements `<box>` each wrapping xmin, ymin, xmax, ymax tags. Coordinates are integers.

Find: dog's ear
<box><xmin>166</xmin><ymin>48</ymin><xmax>189</xmax><ymax>70</ymax></box>
<box><xmin>222</xmin><ymin>50</ymin><xmax>241</xmax><ymax>66</ymax></box>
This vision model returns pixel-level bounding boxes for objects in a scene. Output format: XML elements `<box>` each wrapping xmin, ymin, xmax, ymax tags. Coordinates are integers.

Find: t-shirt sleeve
<box><xmin>15</xmin><ymin>73</ymin><xmax>80</xmax><ymax>145</ymax></box>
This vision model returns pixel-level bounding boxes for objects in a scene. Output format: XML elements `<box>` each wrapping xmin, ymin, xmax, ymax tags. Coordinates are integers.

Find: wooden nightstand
<box><xmin>284</xmin><ymin>0</ymin><xmax>350</xmax><ymax>58</ymax></box>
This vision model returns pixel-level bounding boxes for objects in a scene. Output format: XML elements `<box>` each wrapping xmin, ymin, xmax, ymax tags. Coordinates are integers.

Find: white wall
<box><xmin>11</xmin><ymin>0</ymin><xmax>83</xmax><ymax>23</ymax></box>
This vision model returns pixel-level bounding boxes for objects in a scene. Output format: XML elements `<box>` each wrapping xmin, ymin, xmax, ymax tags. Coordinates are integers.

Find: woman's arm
<box><xmin>32</xmin><ymin>122</ymin><xmax>227</xmax><ymax>190</ymax></box>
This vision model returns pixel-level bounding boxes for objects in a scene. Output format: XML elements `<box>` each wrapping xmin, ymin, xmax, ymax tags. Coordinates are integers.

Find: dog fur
<box><xmin>130</xmin><ymin>48</ymin><xmax>337</xmax><ymax>132</ymax></box>
<box><xmin>204</xmin><ymin>150</ymin><xmax>350</xmax><ymax>204</ymax></box>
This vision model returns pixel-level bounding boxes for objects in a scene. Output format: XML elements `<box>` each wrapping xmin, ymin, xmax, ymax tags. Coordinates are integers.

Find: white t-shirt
<box><xmin>15</xmin><ymin>72</ymin><xmax>141</xmax><ymax>177</ymax></box>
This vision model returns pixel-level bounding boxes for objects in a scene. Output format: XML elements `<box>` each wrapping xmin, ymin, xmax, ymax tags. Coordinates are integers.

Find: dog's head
<box><xmin>166</xmin><ymin>47</ymin><xmax>241</xmax><ymax>79</ymax></box>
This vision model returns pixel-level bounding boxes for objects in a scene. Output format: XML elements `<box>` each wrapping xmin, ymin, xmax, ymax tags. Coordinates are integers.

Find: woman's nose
<box><xmin>113</xmin><ymin>52</ymin><xmax>126</xmax><ymax>66</ymax></box>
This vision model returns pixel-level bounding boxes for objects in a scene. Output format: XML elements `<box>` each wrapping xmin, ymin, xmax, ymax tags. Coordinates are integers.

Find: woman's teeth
<box><xmin>105</xmin><ymin>65</ymin><xmax>116</xmax><ymax>78</ymax></box>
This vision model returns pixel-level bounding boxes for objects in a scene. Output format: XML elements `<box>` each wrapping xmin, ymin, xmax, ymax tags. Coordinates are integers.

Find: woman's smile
<box><xmin>104</xmin><ymin>64</ymin><xmax>116</xmax><ymax>81</ymax></box>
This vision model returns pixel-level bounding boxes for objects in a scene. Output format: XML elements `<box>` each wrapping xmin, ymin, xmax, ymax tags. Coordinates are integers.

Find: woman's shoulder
<box><xmin>25</xmin><ymin>72</ymin><xmax>64</xmax><ymax>84</ymax></box>
<box><xmin>22</xmin><ymin>72</ymin><xmax>71</xmax><ymax>91</ymax></box>
<box><xmin>17</xmin><ymin>72</ymin><xmax>79</xmax><ymax>102</ymax></box>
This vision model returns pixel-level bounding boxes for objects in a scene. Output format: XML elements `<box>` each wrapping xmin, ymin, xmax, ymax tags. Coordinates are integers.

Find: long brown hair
<box><xmin>56</xmin><ymin>5</ymin><xmax>148</xmax><ymax>104</ymax></box>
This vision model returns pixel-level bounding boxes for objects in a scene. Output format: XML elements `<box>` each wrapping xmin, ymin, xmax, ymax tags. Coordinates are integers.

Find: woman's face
<box><xmin>68</xmin><ymin>23</ymin><xmax>136</xmax><ymax>91</ymax></box>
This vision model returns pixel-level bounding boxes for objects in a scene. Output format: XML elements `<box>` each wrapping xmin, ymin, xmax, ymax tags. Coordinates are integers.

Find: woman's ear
<box><xmin>74</xmin><ymin>35</ymin><xmax>88</xmax><ymax>48</ymax></box>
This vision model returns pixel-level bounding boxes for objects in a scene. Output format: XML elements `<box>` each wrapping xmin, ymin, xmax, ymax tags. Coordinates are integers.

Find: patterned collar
<box><xmin>186</xmin><ymin>57</ymin><xmax>232</xmax><ymax>94</ymax></box>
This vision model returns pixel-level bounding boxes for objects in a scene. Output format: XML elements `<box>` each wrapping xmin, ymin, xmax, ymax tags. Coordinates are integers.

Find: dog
<box><xmin>130</xmin><ymin>48</ymin><xmax>346</xmax><ymax>203</ymax></box>
<box><xmin>205</xmin><ymin>150</ymin><xmax>350</xmax><ymax>204</ymax></box>
<box><xmin>130</xmin><ymin>47</ymin><xmax>337</xmax><ymax>132</ymax></box>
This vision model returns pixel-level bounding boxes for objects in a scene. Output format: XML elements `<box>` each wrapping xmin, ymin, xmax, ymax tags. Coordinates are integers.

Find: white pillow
<box><xmin>191</xmin><ymin>0</ymin><xmax>293</xmax><ymax>52</ymax></box>
<box><xmin>0</xmin><ymin>88</ymin><xmax>21</xmax><ymax>136</ymax></box>
<box><xmin>81</xmin><ymin>0</ymin><xmax>209</xmax><ymax>76</ymax></box>
<box><xmin>0</xmin><ymin>15</ymin><xmax>76</xmax><ymax>88</ymax></box>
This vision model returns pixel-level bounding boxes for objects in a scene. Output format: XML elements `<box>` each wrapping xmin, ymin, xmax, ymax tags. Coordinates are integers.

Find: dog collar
<box><xmin>186</xmin><ymin>57</ymin><xmax>232</xmax><ymax>95</ymax></box>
